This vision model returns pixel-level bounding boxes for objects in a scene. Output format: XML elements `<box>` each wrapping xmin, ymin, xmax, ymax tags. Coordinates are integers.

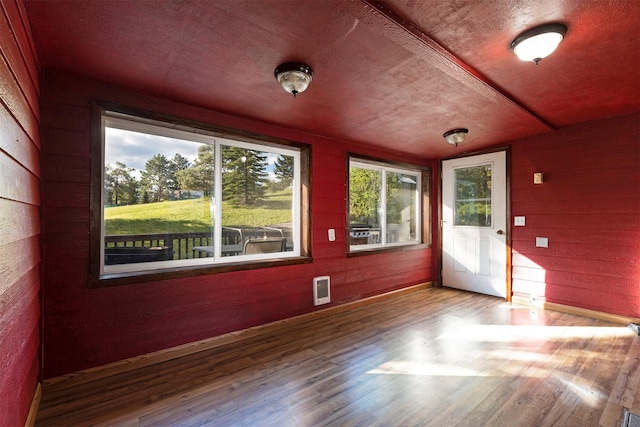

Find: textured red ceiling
<box><xmin>24</xmin><ymin>0</ymin><xmax>640</xmax><ymax>158</ymax></box>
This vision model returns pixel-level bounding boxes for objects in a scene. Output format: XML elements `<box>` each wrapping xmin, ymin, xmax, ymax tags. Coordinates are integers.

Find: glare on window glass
<box><xmin>386</xmin><ymin>172</ymin><xmax>417</xmax><ymax>243</ymax></box>
<box><xmin>349</xmin><ymin>167</ymin><xmax>382</xmax><ymax>245</ymax></box>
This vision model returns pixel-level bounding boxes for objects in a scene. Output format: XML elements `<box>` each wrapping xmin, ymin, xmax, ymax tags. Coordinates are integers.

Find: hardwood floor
<box><xmin>35</xmin><ymin>288</ymin><xmax>640</xmax><ymax>426</ymax></box>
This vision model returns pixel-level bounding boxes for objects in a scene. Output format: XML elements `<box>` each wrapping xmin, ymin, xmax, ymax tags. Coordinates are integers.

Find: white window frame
<box><xmin>348</xmin><ymin>158</ymin><xmax>422</xmax><ymax>252</ymax></box>
<box><xmin>100</xmin><ymin>113</ymin><xmax>302</xmax><ymax>276</ymax></box>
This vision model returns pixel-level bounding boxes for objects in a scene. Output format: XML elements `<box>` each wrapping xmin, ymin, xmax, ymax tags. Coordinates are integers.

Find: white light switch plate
<box><xmin>514</xmin><ymin>216</ymin><xmax>525</xmax><ymax>226</ymax></box>
<box><xmin>536</xmin><ymin>237</ymin><xmax>549</xmax><ymax>248</ymax></box>
<box><xmin>328</xmin><ymin>229</ymin><xmax>336</xmax><ymax>241</ymax></box>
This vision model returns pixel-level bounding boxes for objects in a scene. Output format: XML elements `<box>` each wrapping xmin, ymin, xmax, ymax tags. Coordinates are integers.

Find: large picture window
<box><xmin>92</xmin><ymin>106</ymin><xmax>310</xmax><ymax>282</ymax></box>
<box><xmin>348</xmin><ymin>157</ymin><xmax>428</xmax><ymax>252</ymax></box>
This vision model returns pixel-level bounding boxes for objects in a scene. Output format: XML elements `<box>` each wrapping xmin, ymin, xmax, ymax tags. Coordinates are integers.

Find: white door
<box><xmin>442</xmin><ymin>151</ymin><xmax>507</xmax><ymax>298</ymax></box>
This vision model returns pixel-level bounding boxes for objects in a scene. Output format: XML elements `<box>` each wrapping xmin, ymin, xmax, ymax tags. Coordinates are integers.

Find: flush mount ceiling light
<box><xmin>443</xmin><ymin>128</ymin><xmax>468</xmax><ymax>147</ymax></box>
<box><xmin>510</xmin><ymin>23</ymin><xmax>567</xmax><ymax>65</ymax></box>
<box><xmin>274</xmin><ymin>62</ymin><xmax>313</xmax><ymax>98</ymax></box>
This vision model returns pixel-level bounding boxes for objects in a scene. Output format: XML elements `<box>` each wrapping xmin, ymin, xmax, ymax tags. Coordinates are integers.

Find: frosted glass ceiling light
<box><xmin>443</xmin><ymin>128</ymin><xmax>468</xmax><ymax>147</ymax></box>
<box><xmin>511</xmin><ymin>23</ymin><xmax>567</xmax><ymax>65</ymax></box>
<box><xmin>274</xmin><ymin>62</ymin><xmax>313</xmax><ymax>98</ymax></box>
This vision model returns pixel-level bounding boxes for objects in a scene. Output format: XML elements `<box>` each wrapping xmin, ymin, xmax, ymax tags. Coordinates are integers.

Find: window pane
<box><xmin>454</xmin><ymin>164</ymin><xmax>492</xmax><ymax>226</ymax></box>
<box><xmin>104</xmin><ymin>126</ymin><xmax>213</xmax><ymax>266</ymax></box>
<box><xmin>386</xmin><ymin>172</ymin><xmax>418</xmax><ymax>243</ymax></box>
<box><xmin>349</xmin><ymin>167</ymin><xmax>382</xmax><ymax>245</ymax></box>
<box><xmin>220</xmin><ymin>145</ymin><xmax>293</xmax><ymax>256</ymax></box>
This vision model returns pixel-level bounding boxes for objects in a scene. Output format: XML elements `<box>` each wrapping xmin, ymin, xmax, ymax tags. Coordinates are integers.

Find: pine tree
<box><xmin>273</xmin><ymin>155</ymin><xmax>294</xmax><ymax>190</ymax></box>
<box><xmin>221</xmin><ymin>146</ymin><xmax>268</xmax><ymax>206</ymax></box>
<box><xmin>140</xmin><ymin>154</ymin><xmax>171</xmax><ymax>202</ymax></box>
<box><xmin>105</xmin><ymin>161</ymin><xmax>139</xmax><ymax>205</ymax></box>
<box><xmin>175</xmin><ymin>145</ymin><xmax>215</xmax><ymax>197</ymax></box>
<box><xmin>168</xmin><ymin>153</ymin><xmax>191</xmax><ymax>199</ymax></box>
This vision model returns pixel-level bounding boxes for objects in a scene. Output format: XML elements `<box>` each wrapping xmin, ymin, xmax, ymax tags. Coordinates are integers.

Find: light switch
<box><xmin>535</xmin><ymin>237</ymin><xmax>549</xmax><ymax>248</ymax></box>
<box><xmin>328</xmin><ymin>229</ymin><xmax>336</xmax><ymax>241</ymax></box>
<box><xmin>514</xmin><ymin>216</ymin><xmax>526</xmax><ymax>226</ymax></box>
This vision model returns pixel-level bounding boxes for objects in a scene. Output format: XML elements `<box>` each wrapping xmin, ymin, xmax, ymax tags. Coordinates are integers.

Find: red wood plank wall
<box><xmin>39</xmin><ymin>70</ymin><xmax>436</xmax><ymax>379</ymax></box>
<box><xmin>511</xmin><ymin>112</ymin><xmax>640</xmax><ymax>318</ymax></box>
<box><xmin>0</xmin><ymin>0</ymin><xmax>42</xmax><ymax>425</ymax></box>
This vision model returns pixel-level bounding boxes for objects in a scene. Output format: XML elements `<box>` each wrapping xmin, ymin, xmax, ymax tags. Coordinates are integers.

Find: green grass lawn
<box><xmin>105</xmin><ymin>190</ymin><xmax>292</xmax><ymax>235</ymax></box>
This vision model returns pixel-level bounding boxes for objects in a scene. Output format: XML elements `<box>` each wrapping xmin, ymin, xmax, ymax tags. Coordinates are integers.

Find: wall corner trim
<box><xmin>24</xmin><ymin>382</ymin><xmax>42</xmax><ymax>427</ymax></box>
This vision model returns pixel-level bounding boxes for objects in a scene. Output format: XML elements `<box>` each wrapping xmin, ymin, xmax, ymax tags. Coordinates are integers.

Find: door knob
<box><xmin>496</xmin><ymin>230</ymin><xmax>505</xmax><ymax>235</ymax></box>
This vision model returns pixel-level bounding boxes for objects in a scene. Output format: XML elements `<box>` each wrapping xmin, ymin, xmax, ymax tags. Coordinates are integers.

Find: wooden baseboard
<box><xmin>44</xmin><ymin>282</ymin><xmax>432</xmax><ymax>388</ymax></box>
<box><xmin>24</xmin><ymin>382</ymin><xmax>41</xmax><ymax>427</ymax></box>
<box><xmin>512</xmin><ymin>296</ymin><xmax>640</xmax><ymax>325</ymax></box>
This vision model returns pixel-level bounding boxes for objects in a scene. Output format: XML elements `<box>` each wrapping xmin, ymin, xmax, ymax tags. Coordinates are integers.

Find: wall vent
<box><xmin>313</xmin><ymin>276</ymin><xmax>330</xmax><ymax>306</ymax></box>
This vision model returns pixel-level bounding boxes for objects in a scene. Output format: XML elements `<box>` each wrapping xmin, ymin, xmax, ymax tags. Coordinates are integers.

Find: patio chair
<box><xmin>243</xmin><ymin>237</ymin><xmax>286</xmax><ymax>255</ymax></box>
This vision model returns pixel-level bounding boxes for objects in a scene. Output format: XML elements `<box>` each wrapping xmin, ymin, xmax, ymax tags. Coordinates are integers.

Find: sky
<box><xmin>105</xmin><ymin>127</ymin><xmax>279</xmax><ymax>180</ymax></box>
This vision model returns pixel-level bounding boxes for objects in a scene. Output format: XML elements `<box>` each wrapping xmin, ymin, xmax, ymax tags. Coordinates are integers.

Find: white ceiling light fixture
<box><xmin>443</xmin><ymin>128</ymin><xmax>468</xmax><ymax>147</ymax></box>
<box><xmin>274</xmin><ymin>62</ymin><xmax>313</xmax><ymax>98</ymax></box>
<box><xmin>510</xmin><ymin>23</ymin><xmax>568</xmax><ymax>65</ymax></box>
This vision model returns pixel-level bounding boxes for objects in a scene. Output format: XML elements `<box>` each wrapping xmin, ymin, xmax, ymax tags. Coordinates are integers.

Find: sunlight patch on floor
<box><xmin>366</xmin><ymin>359</ymin><xmax>553</xmax><ymax>378</ymax></box>
<box><xmin>437</xmin><ymin>325</ymin><xmax>629</xmax><ymax>342</ymax></box>
<box><xmin>367</xmin><ymin>360</ymin><xmax>482</xmax><ymax>377</ymax></box>
<box><xmin>554</xmin><ymin>372</ymin><xmax>606</xmax><ymax>407</ymax></box>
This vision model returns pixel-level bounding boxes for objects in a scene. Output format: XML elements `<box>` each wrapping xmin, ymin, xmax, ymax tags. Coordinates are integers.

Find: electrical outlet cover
<box><xmin>535</xmin><ymin>237</ymin><xmax>549</xmax><ymax>248</ymax></box>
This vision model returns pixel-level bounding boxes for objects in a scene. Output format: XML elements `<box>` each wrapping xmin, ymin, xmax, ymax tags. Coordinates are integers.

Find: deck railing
<box><xmin>104</xmin><ymin>227</ymin><xmax>290</xmax><ymax>263</ymax></box>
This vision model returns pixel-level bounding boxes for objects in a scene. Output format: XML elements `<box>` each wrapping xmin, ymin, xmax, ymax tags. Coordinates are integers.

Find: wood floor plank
<box><xmin>35</xmin><ymin>288</ymin><xmax>639</xmax><ymax>426</ymax></box>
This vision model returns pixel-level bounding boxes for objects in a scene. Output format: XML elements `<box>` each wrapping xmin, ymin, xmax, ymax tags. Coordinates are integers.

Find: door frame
<box><xmin>438</xmin><ymin>146</ymin><xmax>512</xmax><ymax>301</ymax></box>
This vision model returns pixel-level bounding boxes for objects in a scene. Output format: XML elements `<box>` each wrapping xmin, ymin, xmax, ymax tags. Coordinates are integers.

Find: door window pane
<box><xmin>454</xmin><ymin>164</ymin><xmax>492</xmax><ymax>227</ymax></box>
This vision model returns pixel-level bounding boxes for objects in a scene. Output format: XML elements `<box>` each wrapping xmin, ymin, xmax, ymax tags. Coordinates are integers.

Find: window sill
<box><xmin>347</xmin><ymin>243</ymin><xmax>431</xmax><ymax>258</ymax></box>
<box><xmin>91</xmin><ymin>256</ymin><xmax>313</xmax><ymax>288</ymax></box>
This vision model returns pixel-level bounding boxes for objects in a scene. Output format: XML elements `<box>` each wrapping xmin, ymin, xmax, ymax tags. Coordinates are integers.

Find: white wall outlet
<box><xmin>328</xmin><ymin>228</ymin><xmax>336</xmax><ymax>241</ymax></box>
<box><xmin>535</xmin><ymin>237</ymin><xmax>549</xmax><ymax>248</ymax></box>
<box><xmin>514</xmin><ymin>216</ymin><xmax>526</xmax><ymax>226</ymax></box>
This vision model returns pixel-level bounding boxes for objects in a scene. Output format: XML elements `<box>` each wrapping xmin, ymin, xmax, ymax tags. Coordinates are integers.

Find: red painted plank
<box><xmin>41</xmin><ymin>127</ymin><xmax>90</xmax><ymax>157</ymax></box>
<box><xmin>0</xmin><ymin>0</ymin><xmax>39</xmax><ymax>94</ymax></box>
<box><xmin>314</xmin><ymin>196</ymin><xmax>347</xmax><ymax>214</ymax></box>
<box><xmin>41</xmin><ymin>153</ymin><xmax>90</xmax><ymax>183</ymax></box>
<box><xmin>0</xmin><ymin>102</ymin><xmax>39</xmax><ymax>175</ymax></box>
<box><xmin>42</xmin><ymin>207</ymin><xmax>89</xmax><ymax>234</ymax></box>
<box><xmin>0</xmin><ymin>151</ymin><xmax>40</xmax><ymax>205</ymax></box>
<box><xmin>0</xmin><ymin>198</ymin><xmax>40</xmax><ymax>245</ymax></box>
<box><xmin>0</xmin><ymin>40</ymin><xmax>39</xmax><ymax>145</ymax></box>
<box><xmin>0</xmin><ymin>271</ymin><xmax>40</xmax><ymax>426</ymax></box>
<box><xmin>41</xmin><ymin>181</ymin><xmax>90</xmax><ymax>208</ymax></box>
<box><xmin>0</xmin><ymin>4</ymin><xmax>39</xmax><ymax>119</ymax></box>
<box><xmin>42</xmin><ymin>102</ymin><xmax>90</xmax><ymax>134</ymax></box>
<box><xmin>512</xmin><ymin>196</ymin><xmax>639</xmax><ymax>215</ymax></box>
<box><xmin>0</xmin><ymin>236</ymin><xmax>41</xmax><ymax>295</ymax></box>
<box><xmin>313</xmin><ymin>182</ymin><xmax>346</xmax><ymax>199</ymax></box>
